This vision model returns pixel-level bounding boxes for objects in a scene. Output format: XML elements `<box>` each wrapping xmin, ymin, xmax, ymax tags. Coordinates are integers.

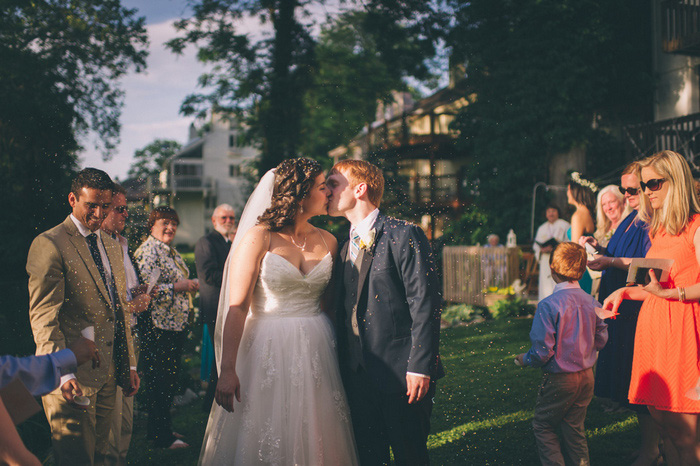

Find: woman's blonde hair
<box><xmin>594</xmin><ymin>184</ymin><xmax>629</xmax><ymax>244</ymax></box>
<box><xmin>637</xmin><ymin>150</ymin><xmax>700</xmax><ymax>237</ymax></box>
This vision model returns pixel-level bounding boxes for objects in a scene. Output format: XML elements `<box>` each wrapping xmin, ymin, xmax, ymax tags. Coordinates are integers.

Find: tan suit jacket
<box><xmin>27</xmin><ymin>216</ymin><xmax>135</xmax><ymax>395</ymax></box>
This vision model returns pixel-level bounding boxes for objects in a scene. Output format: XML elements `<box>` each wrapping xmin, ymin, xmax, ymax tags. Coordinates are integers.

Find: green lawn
<box><xmin>32</xmin><ymin>318</ymin><xmax>640</xmax><ymax>465</ymax></box>
<box><xmin>430</xmin><ymin>319</ymin><xmax>638</xmax><ymax>465</ymax></box>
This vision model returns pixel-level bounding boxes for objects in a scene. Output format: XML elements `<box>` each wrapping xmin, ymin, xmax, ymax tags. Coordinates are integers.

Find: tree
<box><xmin>128</xmin><ymin>139</ymin><xmax>183</xmax><ymax>181</ymax></box>
<box><xmin>0</xmin><ymin>0</ymin><xmax>149</xmax><ymax>156</ymax></box>
<box><xmin>447</xmin><ymin>0</ymin><xmax>653</xmax><ymax>239</ymax></box>
<box><xmin>0</xmin><ymin>0</ymin><xmax>149</xmax><ymax>352</ymax></box>
<box><xmin>300</xmin><ymin>11</ymin><xmax>418</xmax><ymax>162</ymax></box>
<box><xmin>167</xmin><ymin>0</ymin><xmax>447</xmax><ymax>172</ymax></box>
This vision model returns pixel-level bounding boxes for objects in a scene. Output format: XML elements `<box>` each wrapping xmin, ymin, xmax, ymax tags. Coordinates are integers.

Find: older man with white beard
<box><xmin>195</xmin><ymin>204</ymin><xmax>235</xmax><ymax>410</ymax></box>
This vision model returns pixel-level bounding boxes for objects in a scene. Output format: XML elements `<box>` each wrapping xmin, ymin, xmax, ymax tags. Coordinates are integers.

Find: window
<box><xmin>229</xmin><ymin>165</ymin><xmax>240</xmax><ymax>177</ymax></box>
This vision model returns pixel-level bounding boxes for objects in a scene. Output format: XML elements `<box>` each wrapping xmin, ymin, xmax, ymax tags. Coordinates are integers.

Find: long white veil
<box><xmin>213</xmin><ymin>169</ymin><xmax>276</xmax><ymax>373</ymax></box>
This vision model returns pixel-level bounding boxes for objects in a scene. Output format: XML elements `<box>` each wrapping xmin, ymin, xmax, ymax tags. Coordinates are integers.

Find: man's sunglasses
<box><xmin>114</xmin><ymin>206</ymin><xmax>128</xmax><ymax>214</ymax></box>
<box><xmin>640</xmin><ymin>178</ymin><xmax>666</xmax><ymax>192</ymax></box>
<box><xmin>618</xmin><ymin>186</ymin><xmax>639</xmax><ymax>196</ymax></box>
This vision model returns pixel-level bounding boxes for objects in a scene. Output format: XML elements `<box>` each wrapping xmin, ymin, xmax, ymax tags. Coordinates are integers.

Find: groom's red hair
<box><xmin>331</xmin><ymin>159</ymin><xmax>385</xmax><ymax>207</ymax></box>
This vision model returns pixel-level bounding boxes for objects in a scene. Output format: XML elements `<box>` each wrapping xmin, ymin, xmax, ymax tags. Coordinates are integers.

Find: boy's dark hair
<box><xmin>549</xmin><ymin>242</ymin><xmax>587</xmax><ymax>281</ymax></box>
<box><xmin>71</xmin><ymin>168</ymin><xmax>114</xmax><ymax>198</ymax></box>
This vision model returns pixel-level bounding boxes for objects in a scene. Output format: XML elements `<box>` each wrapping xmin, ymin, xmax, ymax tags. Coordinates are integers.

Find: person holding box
<box><xmin>516</xmin><ymin>242</ymin><xmax>608</xmax><ymax>466</ymax></box>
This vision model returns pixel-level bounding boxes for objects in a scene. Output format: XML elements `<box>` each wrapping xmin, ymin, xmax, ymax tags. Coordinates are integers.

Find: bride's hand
<box><xmin>215</xmin><ymin>369</ymin><xmax>241</xmax><ymax>413</ymax></box>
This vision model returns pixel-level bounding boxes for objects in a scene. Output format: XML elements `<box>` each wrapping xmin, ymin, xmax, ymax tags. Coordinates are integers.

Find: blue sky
<box><xmin>80</xmin><ymin>0</ymin><xmax>204</xmax><ymax>180</ymax></box>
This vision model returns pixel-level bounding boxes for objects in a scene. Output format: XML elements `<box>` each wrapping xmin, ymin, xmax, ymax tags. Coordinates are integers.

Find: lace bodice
<box><xmin>250</xmin><ymin>252</ymin><xmax>332</xmax><ymax>317</ymax></box>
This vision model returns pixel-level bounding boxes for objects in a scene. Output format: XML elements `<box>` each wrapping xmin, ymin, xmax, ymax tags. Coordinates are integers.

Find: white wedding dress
<box><xmin>199</xmin><ymin>250</ymin><xmax>359</xmax><ymax>465</ymax></box>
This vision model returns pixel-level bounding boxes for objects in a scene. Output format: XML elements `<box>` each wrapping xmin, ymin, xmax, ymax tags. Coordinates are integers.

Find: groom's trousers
<box><xmin>345</xmin><ymin>367</ymin><xmax>434</xmax><ymax>466</ymax></box>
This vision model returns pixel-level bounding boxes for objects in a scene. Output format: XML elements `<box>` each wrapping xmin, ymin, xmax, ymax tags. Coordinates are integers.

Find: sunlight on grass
<box><xmin>587</xmin><ymin>415</ymin><xmax>638</xmax><ymax>437</ymax></box>
<box><xmin>428</xmin><ymin>410</ymin><xmax>533</xmax><ymax>449</ymax></box>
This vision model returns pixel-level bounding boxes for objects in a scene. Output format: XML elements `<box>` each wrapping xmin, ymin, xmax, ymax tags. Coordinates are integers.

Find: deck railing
<box><xmin>663</xmin><ymin>0</ymin><xmax>700</xmax><ymax>56</ymax></box>
<box><xmin>442</xmin><ymin>246</ymin><xmax>521</xmax><ymax>305</ymax></box>
<box><xmin>624</xmin><ymin>112</ymin><xmax>700</xmax><ymax>162</ymax></box>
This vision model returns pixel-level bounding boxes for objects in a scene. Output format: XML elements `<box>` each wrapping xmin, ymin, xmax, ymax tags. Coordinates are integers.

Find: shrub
<box><xmin>490</xmin><ymin>296</ymin><xmax>535</xmax><ymax>319</ymax></box>
<box><xmin>442</xmin><ymin>303</ymin><xmax>489</xmax><ymax>326</ymax></box>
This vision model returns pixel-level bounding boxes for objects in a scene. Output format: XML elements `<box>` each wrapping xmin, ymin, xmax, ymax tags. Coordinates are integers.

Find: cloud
<box><xmin>80</xmin><ymin>18</ymin><xmax>208</xmax><ymax>178</ymax></box>
<box><xmin>79</xmin><ymin>3</ymin><xmax>347</xmax><ymax>180</ymax></box>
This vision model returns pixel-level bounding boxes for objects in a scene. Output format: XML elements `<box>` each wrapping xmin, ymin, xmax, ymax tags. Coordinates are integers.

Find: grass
<box><xmin>27</xmin><ymin>318</ymin><xmax>640</xmax><ymax>465</ymax></box>
<box><xmin>429</xmin><ymin>319</ymin><xmax>638</xmax><ymax>465</ymax></box>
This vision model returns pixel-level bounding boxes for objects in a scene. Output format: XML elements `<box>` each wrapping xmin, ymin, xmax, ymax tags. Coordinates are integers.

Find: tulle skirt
<box><xmin>199</xmin><ymin>313</ymin><xmax>359</xmax><ymax>465</ymax></box>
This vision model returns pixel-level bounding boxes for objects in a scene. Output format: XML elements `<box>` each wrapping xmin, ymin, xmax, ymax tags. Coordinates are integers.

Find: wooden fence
<box><xmin>442</xmin><ymin>246</ymin><xmax>521</xmax><ymax>305</ymax></box>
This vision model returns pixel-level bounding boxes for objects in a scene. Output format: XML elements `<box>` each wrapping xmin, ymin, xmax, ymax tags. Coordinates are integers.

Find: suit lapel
<box><xmin>65</xmin><ymin>218</ymin><xmax>112</xmax><ymax>309</ymax></box>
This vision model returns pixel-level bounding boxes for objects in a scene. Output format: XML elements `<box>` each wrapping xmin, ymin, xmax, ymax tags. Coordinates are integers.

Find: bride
<box><xmin>199</xmin><ymin>158</ymin><xmax>359</xmax><ymax>465</ymax></box>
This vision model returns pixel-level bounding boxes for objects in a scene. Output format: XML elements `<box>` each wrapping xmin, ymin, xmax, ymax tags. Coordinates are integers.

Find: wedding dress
<box><xmin>199</xmin><ymin>168</ymin><xmax>358</xmax><ymax>465</ymax></box>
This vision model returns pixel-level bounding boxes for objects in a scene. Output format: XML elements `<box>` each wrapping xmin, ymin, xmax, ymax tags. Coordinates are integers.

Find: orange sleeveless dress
<box><xmin>628</xmin><ymin>214</ymin><xmax>700</xmax><ymax>412</ymax></box>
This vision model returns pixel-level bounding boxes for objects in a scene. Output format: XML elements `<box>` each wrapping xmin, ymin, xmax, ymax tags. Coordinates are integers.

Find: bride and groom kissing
<box><xmin>199</xmin><ymin>158</ymin><xmax>443</xmax><ymax>465</ymax></box>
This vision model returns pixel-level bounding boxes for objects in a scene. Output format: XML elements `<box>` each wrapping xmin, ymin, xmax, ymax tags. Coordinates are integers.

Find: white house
<box><xmin>155</xmin><ymin>113</ymin><xmax>259</xmax><ymax>247</ymax></box>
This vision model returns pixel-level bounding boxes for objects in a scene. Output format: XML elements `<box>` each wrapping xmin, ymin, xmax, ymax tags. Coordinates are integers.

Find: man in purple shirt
<box><xmin>517</xmin><ymin>242</ymin><xmax>608</xmax><ymax>466</ymax></box>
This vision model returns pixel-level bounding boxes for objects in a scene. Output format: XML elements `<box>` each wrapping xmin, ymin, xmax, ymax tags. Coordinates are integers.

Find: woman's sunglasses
<box><xmin>618</xmin><ymin>186</ymin><xmax>639</xmax><ymax>195</ymax></box>
<box><xmin>640</xmin><ymin>178</ymin><xmax>666</xmax><ymax>192</ymax></box>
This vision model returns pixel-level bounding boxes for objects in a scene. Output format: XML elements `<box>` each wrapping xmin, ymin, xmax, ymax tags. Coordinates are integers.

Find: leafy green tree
<box><xmin>300</xmin><ymin>11</ymin><xmax>417</xmax><ymax>162</ymax></box>
<box><xmin>448</xmin><ymin>0</ymin><xmax>653</xmax><ymax>239</ymax></box>
<box><xmin>0</xmin><ymin>0</ymin><xmax>149</xmax><ymax>156</ymax></box>
<box><xmin>128</xmin><ymin>139</ymin><xmax>183</xmax><ymax>181</ymax></box>
<box><xmin>0</xmin><ymin>0</ymin><xmax>149</xmax><ymax>352</ymax></box>
<box><xmin>167</xmin><ymin>0</ymin><xmax>447</xmax><ymax>172</ymax></box>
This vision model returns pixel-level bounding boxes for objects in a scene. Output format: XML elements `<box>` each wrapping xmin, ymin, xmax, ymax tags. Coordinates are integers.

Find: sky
<box><xmin>77</xmin><ymin>0</ymin><xmax>432</xmax><ymax>181</ymax></box>
<box><xmin>79</xmin><ymin>0</ymin><xmax>208</xmax><ymax>181</ymax></box>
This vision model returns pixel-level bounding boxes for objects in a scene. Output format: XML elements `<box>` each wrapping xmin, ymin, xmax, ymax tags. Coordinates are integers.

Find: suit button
<box><xmin>106</xmin><ymin>341</ymin><xmax>113</xmax><ymax>347</ymax></box>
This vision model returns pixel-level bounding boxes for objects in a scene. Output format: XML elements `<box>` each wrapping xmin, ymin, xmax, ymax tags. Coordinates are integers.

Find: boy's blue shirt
<box><xmin>524</xmin><ymin>281</ymin><xmax>608</xmax><ymax>373</ymax></box>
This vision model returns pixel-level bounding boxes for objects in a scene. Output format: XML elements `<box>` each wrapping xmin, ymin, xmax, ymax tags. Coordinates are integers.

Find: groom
<box><xmin>327</xmin><ymin>159</ymin><xmax>443</xmax><ymax>465</ymax></box>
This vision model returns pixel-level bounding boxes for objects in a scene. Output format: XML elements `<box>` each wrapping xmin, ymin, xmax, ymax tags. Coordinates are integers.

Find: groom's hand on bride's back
<box><xmin>215</xmin><ymin>370</ymin><xmax>241</xmax><ymax>412</ymax></box>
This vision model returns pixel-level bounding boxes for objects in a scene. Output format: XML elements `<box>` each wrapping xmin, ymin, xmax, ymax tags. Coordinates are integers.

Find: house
<box><xmin>624</xmin><ymin>0</ymin><xmax>700</xmax><ymax>165</ymax></box>
<box><xmin>328</xmin><ymin>76</ymin><xmax>471</xmax><ymax>239</ymax></box>
<box><xmin>154</xmin><ymin>113</ymin><xmax>259</xmax><ymax>248</ymax></box>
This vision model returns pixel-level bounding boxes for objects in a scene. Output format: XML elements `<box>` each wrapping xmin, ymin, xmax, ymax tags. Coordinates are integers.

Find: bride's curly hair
<box><xmin>258</xmin><ymin>157</ymin><xmax>323</xmax><ymax>231</ymax></box>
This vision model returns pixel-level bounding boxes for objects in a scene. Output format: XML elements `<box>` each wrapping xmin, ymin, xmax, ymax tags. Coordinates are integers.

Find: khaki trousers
<box><xmin>42</xmin><ymin>360</ymin><xmax>118</xmax><ymax>466</ymax></box>
<box><xmin>106</xmin><ymin>330</ymin><xmax>139</xmax><ymax>466</ymax></box>
<box><xmin>532</xmin><ymin>368</ymin><xmax>594</xmax><ymax>466</ymax></box>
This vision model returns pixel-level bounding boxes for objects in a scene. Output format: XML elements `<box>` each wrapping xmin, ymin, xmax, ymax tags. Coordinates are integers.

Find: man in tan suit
<box><xmin>27</xmin><ymin>168</ymin><xmax>143</xmax><ymax>465</ymax></box>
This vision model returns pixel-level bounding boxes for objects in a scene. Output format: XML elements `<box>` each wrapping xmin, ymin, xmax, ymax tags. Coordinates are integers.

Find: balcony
<box><xmin>624</xmin><ymin>112</ymin><xmax>700</xmax><ymax>161</ymax></box>
<box><xmin>407</xmin><ymin>174</ymin><xmax>460</xmax><ymax>207</ymax></box>
<box><xmin>663</xmin><ymin>0</ymin><xmax>700</xmax><ymax>56</ymax></box>
<box><xmin>171</xmin><ymin>176</ymin><xmax>214</xmax><ymax>191</ymax></box>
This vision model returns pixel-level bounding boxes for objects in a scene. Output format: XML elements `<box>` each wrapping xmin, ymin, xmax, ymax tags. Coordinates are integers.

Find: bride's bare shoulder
<box><xmin>238</xmin><ymin>224</ymin><xmax>271</xmax><ymax>251</ymax></box>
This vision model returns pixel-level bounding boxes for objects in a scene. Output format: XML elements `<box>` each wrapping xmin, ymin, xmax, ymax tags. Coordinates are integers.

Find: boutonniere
<box><xmin>358</xmin><ymin>228</ymin><xmax>376</xmax><ymax>251</ymax></box>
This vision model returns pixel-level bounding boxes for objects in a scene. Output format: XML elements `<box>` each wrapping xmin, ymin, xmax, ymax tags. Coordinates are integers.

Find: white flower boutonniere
<box><xmin>358</xmin><ymin>228</ymin><xmax>376</xmax><ymax>250</ymax></box>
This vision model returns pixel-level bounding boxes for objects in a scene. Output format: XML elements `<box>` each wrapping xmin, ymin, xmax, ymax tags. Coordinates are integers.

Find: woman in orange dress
<box><xmin>605</xmin><ymin>150</ymin><xmax>700</xmax><ymax>465</ymax></box>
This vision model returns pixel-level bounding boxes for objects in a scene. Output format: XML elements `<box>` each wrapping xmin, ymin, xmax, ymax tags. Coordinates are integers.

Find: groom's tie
<box><xmin>349</xmin><ymin>229</ymin><xmax>361</xmax><ymax>262</ymax></box>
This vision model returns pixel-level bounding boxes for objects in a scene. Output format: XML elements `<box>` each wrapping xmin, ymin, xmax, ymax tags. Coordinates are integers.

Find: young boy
<box><xmin>516</xmin><ymin>242</ymin><xmax>608</xmax><ymax>466</ymax></box>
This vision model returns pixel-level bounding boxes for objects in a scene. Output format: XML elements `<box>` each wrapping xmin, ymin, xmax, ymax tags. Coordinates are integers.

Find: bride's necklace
<box><xmin>290</xmin><ymin>231</ymin><xmax>308</xmax><ymax>250</ymax></box>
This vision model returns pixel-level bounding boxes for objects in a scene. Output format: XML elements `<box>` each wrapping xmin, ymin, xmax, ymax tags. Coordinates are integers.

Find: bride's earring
<box><xmin>300</xmin><ymin>205</ymin><xmax>304</xmax><ymax>214</ymax></box>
